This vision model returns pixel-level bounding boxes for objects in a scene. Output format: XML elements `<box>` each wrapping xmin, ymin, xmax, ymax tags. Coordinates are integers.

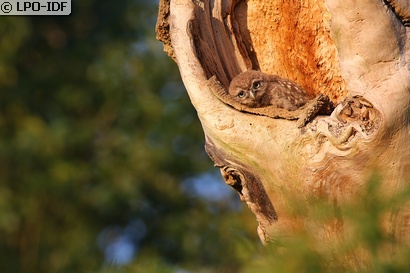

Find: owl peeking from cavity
<box><xmin>228</xmin><ymin>70</ymin><xmax>311</xmax><ymax>111</ymax></box>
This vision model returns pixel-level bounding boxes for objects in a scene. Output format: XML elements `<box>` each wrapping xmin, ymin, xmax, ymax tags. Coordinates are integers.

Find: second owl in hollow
<box><xmin>228</xmin><ymin>70</ymin><xmax>311</xmax><ymax>111</ymax></box>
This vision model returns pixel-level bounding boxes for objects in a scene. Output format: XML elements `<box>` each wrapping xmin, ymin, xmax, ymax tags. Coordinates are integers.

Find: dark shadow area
<box><xmin>190</xmin><ymin>0</ymin><xmax>260</xmax><ymax>88</ymax></box>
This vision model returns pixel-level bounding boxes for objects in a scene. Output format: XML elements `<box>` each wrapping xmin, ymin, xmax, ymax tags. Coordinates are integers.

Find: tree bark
<box><xmin>156</xmin><ymin>0</ymin><xmax>410</xmax><ymax>246</ymax></box>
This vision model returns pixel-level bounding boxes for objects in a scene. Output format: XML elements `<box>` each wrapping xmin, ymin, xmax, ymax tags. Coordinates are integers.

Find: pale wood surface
<box><xmin>156</xmin><ymin>0</ymin><xmax>410</xmax><ymax>245</ymax></box>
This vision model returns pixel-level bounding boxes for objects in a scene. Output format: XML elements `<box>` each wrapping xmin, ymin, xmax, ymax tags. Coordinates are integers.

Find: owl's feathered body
<box><xmin>228</xmin><ymin>70</ymin><xmax>310</xmax><ymax>111</ymax></box>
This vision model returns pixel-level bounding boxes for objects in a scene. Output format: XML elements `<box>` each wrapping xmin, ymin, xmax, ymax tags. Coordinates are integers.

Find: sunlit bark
<box><xmin>156</xmin><ymin>0</ymin><xmax>410</xmax><ymax>247</ymax></box>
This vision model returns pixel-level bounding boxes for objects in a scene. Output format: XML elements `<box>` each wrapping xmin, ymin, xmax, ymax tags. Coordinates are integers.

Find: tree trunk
<box><xmin>156</xmin><ymin>0</ymin><xmax>410</xmax><ymax>248</ymax></box>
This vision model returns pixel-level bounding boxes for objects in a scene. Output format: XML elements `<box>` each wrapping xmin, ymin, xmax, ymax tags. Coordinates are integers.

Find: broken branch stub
<box><xmin>156</xmin><ymin>0</ymin><xmax>410</xmax><ymax>243</ymax></box>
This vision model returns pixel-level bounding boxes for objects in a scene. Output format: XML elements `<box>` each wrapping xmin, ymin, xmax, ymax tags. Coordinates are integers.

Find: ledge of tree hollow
<box><xmin>156</xmin><ymin>0</ymin><xmax>410</xmax><ymax>244</ymax></box>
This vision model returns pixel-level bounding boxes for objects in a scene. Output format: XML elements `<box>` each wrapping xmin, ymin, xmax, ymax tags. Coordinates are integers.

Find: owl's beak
<box><xmin>249</xmin><ymin>91</ymin><xmax>255</xmax><ymax>99</ymax></box>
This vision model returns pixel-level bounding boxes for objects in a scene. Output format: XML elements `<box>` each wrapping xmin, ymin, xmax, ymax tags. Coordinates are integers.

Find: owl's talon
<box><xmin>208</xmin><ymin>72</ymin><xmax>334</xmax><ymax>127</ymax></box>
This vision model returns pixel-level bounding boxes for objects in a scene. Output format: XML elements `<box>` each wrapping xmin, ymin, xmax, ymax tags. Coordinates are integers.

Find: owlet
<box><xmin>228</xmin><ymin>70</ymin><xmax>310</xmax><ymax>111</ymax></box>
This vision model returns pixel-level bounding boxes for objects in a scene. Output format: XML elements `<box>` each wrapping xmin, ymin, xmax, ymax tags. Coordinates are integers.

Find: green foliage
<box><xmin>0</xmin><ymin>1</ymin><xmax>408</xmax><ymax>273</ymax></box>
<box><xmin>0</xmin><ymin>1</ymin><xmax>258</xmax><ymax>272</ymax></box>
<box><xmin>239</xmin><ymin>177</ymin><xmax>410</xmax><ymax>273</ymax></box>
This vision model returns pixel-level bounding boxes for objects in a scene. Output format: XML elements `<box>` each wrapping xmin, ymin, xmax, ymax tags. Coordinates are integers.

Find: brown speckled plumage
<box><xmin>228</xmin><ymin>70</ymin><xmax>310</xmax><ymax>111</ymax></box>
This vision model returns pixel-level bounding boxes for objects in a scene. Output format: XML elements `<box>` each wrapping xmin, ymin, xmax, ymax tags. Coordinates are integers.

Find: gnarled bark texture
<box><xmin>156</xmin><ymin>0</ymin><xmax>410</xmax><ymax>247</ymax></box>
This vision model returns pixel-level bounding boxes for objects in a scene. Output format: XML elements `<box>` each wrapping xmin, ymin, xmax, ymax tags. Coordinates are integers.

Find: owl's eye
<box><xmin>237</xmin><ymin>91</ymin><xmax>246</xmax><ymax>98</ymax></box>
<box><xmin>252</xmin><ymin>81</ymin><xmax>261</xmax><ymax>89</ymax></box>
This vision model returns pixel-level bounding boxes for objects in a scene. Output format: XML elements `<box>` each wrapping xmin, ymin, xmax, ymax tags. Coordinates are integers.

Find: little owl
<box><xmin>228</xmin><ymin>70</ymin><xmax>310</xmax><ymax>111</ymax></box>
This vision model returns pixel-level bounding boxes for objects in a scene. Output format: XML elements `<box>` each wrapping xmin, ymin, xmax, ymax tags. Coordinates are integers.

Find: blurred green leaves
<box><xmin>0</xmin><ymin>1</ymin><xmax>409</xmax><ymax>273</ymax></box>
<box><xmin>239</xmin><ymin>177</ymin><xmax>410</xmax><ymax>273</ymax></box>
<box><xmin>0</xmin><ymin>0</ymin><xmax>258</xmax><ymax>272</ymax></box>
